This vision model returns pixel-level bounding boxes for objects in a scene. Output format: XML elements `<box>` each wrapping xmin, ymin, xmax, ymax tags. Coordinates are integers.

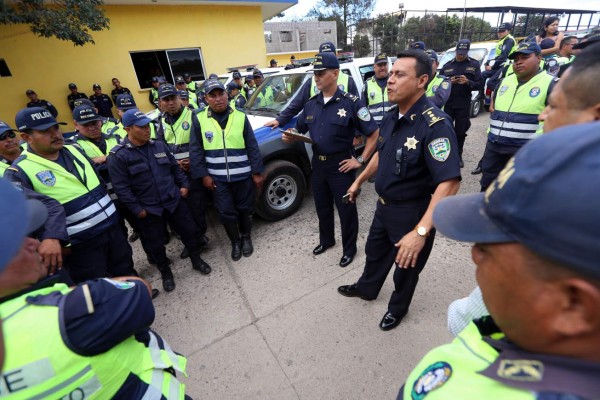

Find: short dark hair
<box><xmin>396</xmin><ymin>50</ymin><xmax>432</xmax><ymax>81</ymax></box>
<box><xmin>560</xmin><ymin>36</ymin><xmax>577</xmax><ymax>49</ymax></box>
<box><xmin>561</xmin><ymin>42</ymin><xmax>600</xmax><ymax>109</ymax></box>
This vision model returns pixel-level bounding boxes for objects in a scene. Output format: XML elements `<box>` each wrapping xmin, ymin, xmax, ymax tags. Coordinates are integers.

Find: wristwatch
<box><xmin>357</xmin><ymin>156</ymin><xmax>365</xmax><ymax>165</ymax></box>
<box><xmin>415</xmin><ymin>226</ymin><xmax>429</xmax><ymax>237</ymax></box>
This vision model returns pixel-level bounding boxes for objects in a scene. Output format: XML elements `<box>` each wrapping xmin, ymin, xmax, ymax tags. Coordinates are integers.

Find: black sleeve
<box><xmin>493</xmin><ymin>38</ymin><xmax>515</xmax><ymax>70</ymax></box>
<box><xmin>347</xmin><ymin>77</ymin><xmax>359</xmax><ymax>96</ymax></box>
<box><xmin>468</xmin><ymin>61</ymin><xmax>483</xmax><ymax>92</ymax></box>
<box><xmin>107</xmin><ymin>151</ymin><xmax>144</xmax><ymax>216</ymax></box>
<box><xmin>242</xmin><ymin>116</ymin><xmax>265</xmax><ymax>174</ymax></box>
<box><xmin>189</xmin><ymin>112</ymin><xmax>209</xmax><ymax>180</ymax></box>
<box><xmin>149</xmin><ymin>91</ymin><xmax>155</xmax><ymax>107</ymax></box>
<box><xmin>47</xmin><ymin>102</ymin><xmax>59</xmax><ymax>118</ymax></box>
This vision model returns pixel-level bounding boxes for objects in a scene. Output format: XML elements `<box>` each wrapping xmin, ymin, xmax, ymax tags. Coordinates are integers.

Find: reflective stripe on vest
<box><xmin>75</xmin><ymin>136</ymin><xmax>120</xmax><ymax>158</ymax></box>
<box><xmin>161</xmin><ymin>107</ymin><xmax>193</xmax><ymax>159</ymax></box>
<box><xmin>365</xmin><ymin>77</ymin><xmax>392</xmax><ymax>123</ymax></box>
<box><xmin>0</xmin><ymin>284</ymin><xmax>187</xmax><ymax>400</ymax></box>
<box><xmin>310</xmin><ymin>72</ymin><xmax>350</xmax><ymax>96</ymax></box>
<box><xmin>16</xmin><ymin>146</ymin><xmax>116</xmax><ymax>243</ymax></box>
<box><xmin>489</xmin><ymin>71</ymin><xmax>553</xmax><ymax>143</ymax></box>
<box><xmin>196</xmin><ymin>108</ymin><xmax>250</xmax><ymax>181</ymax></box>
<box><xmin>101</xmin><ymin>119</ymin><xmax>117</xmax><ymax>135</ymax></box>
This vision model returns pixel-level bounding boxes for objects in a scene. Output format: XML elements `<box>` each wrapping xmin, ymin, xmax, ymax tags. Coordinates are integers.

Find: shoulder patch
<box><xmin>422</xmin><ymin>107</ymin><xmax>445</xmax><ymax>127</ymax></box>
<box><xmin>412</xmin><ymin>361</ymin><xmax>453</xmax><ymax>400</ymax></box>
<box><xmin>428</xmin><ymin>138</ymin><xmax>451</xmax><ymax>162</ymax></box>
<box><xmin>343</xmin><ymin>92</ymin><xmax>359</xmax><ymax>102</ymax></box>
<box><xmin>357</xmin><ymin>107</ymin><xmax>371</xmax><ymax>121</ymax></box>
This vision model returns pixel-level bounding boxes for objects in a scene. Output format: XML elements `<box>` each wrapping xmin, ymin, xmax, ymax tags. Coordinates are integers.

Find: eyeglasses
<box><xmin>0</xmin><ymin>131</ymin><xmax>16</xmax><ymax>141</ymax></box>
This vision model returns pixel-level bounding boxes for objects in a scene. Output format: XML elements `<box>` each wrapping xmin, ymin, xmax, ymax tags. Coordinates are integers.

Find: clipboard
<box><xmin>280</xmin><ymin>129</ymin><xmax>313</xmax><ymax>144</ymax></box>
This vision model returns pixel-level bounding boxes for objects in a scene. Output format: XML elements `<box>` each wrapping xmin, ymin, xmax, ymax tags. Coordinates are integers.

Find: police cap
<box><xmin>73</xmin><ymin>105</ymin><xmax>102</xmax><ymax>124</ymax></box>
<box><xmin>226</xmin><ymin>81</ymin><xmax>241</xmax><ymax>92</ymax></box>
<box><xmin>115</xmin><ymin>94</ymin><xmax>137</xmax><ymax>110</ymax></box>
<box><xmin>15</xmin><ymin>107</ymin><xmax>66</xmax><ymax>131</ymax></box>
<box><xmin>319</xmin><ymin>42</ymin><xmax>337</xmax><ymax>53</ymax></box>
<box><xmin>175</xmin><ymin>76</ymin><xmax>185</xmax><ymax>84</ymax></box>
<box><xmin>158</xmin><ymin>84</ymin><xmax>178</xmax><ymax>99</ymax></box>
<box><xmin>509</xmin><ymin>42</ymin><xmax>542</xmax><ymax>59</ymax></box>
<box><xmin>178</xmin><ymin>90</ymin><xmax>189</xmax><ymax>100</ymax></box>
<box><xmin>92</xmin><ymin>83</ymin><xmax>101</xmax><ymax>89</ymax></box>
<box><xmin>204</xmin><ymin>79</ymin><xmax>226</xmax><ymax>94</ymax></box>
<box><xmin>411</xmin><ymin>41</ymin><xmax>426</xmax><ymax>50</ymax></box>
<box><xmin>25</xmin><ymin>89</ymin><xmax>35</xmax><ymax>95</ymax></box>
<box><xmin>121</xmin><ymin>109</ymin><xmax>152</xmax><ymax>127</ymax></box>
<box><xmin>73</xmin><ymin>98</ymin><xmax>95</xmax><ymax>108</ymax></box>
<box><xmin>456</xmin><ymin>39</ymin><xmax>471</xmax><ymax>55</ymax></box>
<box><xmin>374</xmin><ymin>53</ymin><xmax>388</xmax><ymax>65</ymax></box>
<box><xmin>232</xmin><ymin>71</ymin><xmax>242</xmax><ymax>79</ymax></box>
<box><xmin>311</xmin><ymin>52</ymin><xmax>340</xmax><ymax>71</ymax></box>
<box><xmin>497</xmin><ymin>22</ymin><xmax>512</xmax><ymax>32</ymax></box>
<box><xmin>68</xmin><ymin>83</ymin><xmax>77</xmax><ymax>89</ymax></box>
<box><xmin>0</xmin><ymin>120</ymin><xmax>16</xmax><ymax>135</ymax></box>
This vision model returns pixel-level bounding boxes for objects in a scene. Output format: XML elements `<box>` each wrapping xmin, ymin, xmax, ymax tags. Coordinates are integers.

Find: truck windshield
<box><xmin>245</xmin><ymin>72</ymin><xmax>311</xmax><ymax>114</ymax></box>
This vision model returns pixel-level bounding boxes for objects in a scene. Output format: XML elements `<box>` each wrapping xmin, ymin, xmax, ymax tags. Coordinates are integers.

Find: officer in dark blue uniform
<box><xmin>285</xmin><ymin>53</ymin><xmax>379</xmax><ymax>267</ymax></box>
<box><xmin>67</xmin><ymin>83</ymin><xmax>88</xmax><ymax>111</ymax></box>
<box><xmin>338</xmin><ymin>50</ymin><xmax>461</xmax><ymax>331</ymax></box>
<box><xmin>227</xmin><ymin>81</ymin><xmax>247</xmax><ymax>108</ymax></box>
<box><xmin>107</xmin><ymin>109</ymin><xmax>212</xmax><ymax>292</ymax></box>
<box><xmin>265</xmin><ymin>41</ymin><xmax>360</xmax><ymax>130</ymax></box>
<box><xmin>441</xmin><ymin>39</ymin><xmax>483</xmax><ymax>165</ymax></box>
<box><xmin>89</xmin><ymin>84</ymin><xmax>115</xmax><ymax>118</ymax></box>
<box><xmin>25</xmin><ymin>90</ymin><xmax>58</xmax><ymax>117</ymax></box>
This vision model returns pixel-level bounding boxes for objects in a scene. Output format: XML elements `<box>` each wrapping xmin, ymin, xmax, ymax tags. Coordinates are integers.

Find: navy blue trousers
<box><xmin>356</xmin><ymin>199</ymin><xmax>435</xmax><ymax>317</ymax></box>
<box><xmin>444</xmin><ymin>106</ymin><xmax>471</xmax><ymax>157</ymax></box>
<box><xmin>213</xmin><ymin>177</ymin><xmax>255</xmax><ymax>224</ymax></box>
<box><xmin>311</xmin><ymin>155</ymin><xmax>358</xmax><ymax>257</ymax></box>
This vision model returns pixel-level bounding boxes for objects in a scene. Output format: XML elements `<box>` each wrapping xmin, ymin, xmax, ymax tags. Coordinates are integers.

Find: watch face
<box><xmin>357</xmin><ymin>156</ymin><xmax>364</xmax><ymax>164</ymax></box>
<box><xmin>417</xmin><ymin>227</ymin><xmax>427</xmax><ymax>236</ymax></box>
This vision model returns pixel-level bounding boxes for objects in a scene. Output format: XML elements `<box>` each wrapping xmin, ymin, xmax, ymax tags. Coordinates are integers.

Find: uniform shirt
<box><xmin>441</xmin><ymin>58</ymin><xmax>483</xmax><ymax>108</ymax></box>
<box><xmin>110</xmin><ymin>87</ymin><xmax>132</xmax><ymax>103</ymax></box>
<box><xmin>190</xmin><ymin>106</ymin><xmax>264</xmax><ymax>180</ymax></box>
<box><xmin>89</xmin><ymin>93</ymin><xmax>115</xmax><ymax>118</ymax></box>
<box><xmin>425</xmin><ymin>74</ymin><xmax>452</xmax><ymax>109</ymax></box>
<box><xmin>375</xmin><ymin>95</ymin><xmax>461</xmax><ymax>201</ymax></box>
<box><xmin>107</xmin><ymin>137</ymin><xmax>189</xmax><ymax>216</ymax></box>
<box><xmin>26</xmin><ymin>99</ymin><xmax>58</xmax><ymax>117</ymax></box>
<box><xmin>277</xmin><ymin>73</ymin><xmax>360</xmax><ymax>127</ymax></box>
<box><xmin>67</xmin><ymin>92</ymin><xmax>88</xmax><ymax>110</ymax></box>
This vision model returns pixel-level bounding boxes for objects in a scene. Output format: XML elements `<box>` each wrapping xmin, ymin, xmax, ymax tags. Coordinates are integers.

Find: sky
<box><xmin>277</xmin><ymin>0</ymin><xmax>599</xmax><ymax>22</ymax></box>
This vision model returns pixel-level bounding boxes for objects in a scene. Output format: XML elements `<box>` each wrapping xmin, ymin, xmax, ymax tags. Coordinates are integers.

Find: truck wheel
<box><xmin>256</xmin><ymin>160</ymin><xmax>306</xmax><ymax>221</ymax></box>
<box><xmin>470</xmin><ymin>99</ymin><xmax>482</xmax><ymax>118</ymax></box>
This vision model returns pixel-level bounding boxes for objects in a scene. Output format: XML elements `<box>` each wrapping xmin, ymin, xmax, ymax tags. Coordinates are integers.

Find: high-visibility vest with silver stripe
<box><xmin>310</xmin><ymin>72</ymin><xmax>350</xmax><ymax>97</ymax></box>
<box><xmin>365</xmin><ymin>77</ymin><xmax>392</xmax><ymax>124</ymax></box>
<box><xmin>160</xmin><ymin>107</ymin><xmax>193</xmax><ymax>160</ymax></box>
<box><xmin>0</xmin><ymin>283</ymin><xmax>187</xmax><ymax>400</ymax></box>
<box><xmin>488</xmin><ymin>71</ymin><xmax>553</xmax><ymax>146</ymax></box>
<box><xmin>15</xmin><ymin>146</ymin><xmax>117</xmax><ymax>244</ymax></box>
<box><xmin>74</xmin><ymin>135</ymin><xmax>120</xmax><ymax>158</ymax></box>
<box><xmin>196</xmin><ymin>107</ymin><xmax>251</xmax><ymax>182</ymax></box>
<box><xmin>101</xmin><ymin>118</ymin><xmax>117</xmax><ymax>135</ymax></box>
<box><xmin>495</xmin><ymin>34</ymin><xmax>518</xmax><ymax>67</ymax></box>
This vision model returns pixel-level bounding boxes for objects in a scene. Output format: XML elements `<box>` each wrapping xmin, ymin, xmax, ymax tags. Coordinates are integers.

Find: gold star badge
<box><xmin>337</xmin><ymin>108</ymin><xmax>347</xmax><ymax>118</ymax></box>
<box><xmin>404</xmin><ymin>136</ymin><xmax>419</xmax><ymax>150</ymax></box>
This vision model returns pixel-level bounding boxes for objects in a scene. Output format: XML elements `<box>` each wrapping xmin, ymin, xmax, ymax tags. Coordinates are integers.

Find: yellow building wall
<box><xmin>0</xmin><ymin>5</ymin><xmax>267</xmax><ymax>130</ymax></box>
<box><xmin>266</xmin><ymin>50</ymin><xmax>318</xmax><ymax>67</ymax></box>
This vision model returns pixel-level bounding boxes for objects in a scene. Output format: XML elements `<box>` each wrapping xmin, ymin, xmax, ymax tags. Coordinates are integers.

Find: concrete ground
<box><xmin>133</xmin><ymin>111</ymin><xmax>490</xmax><ymax>399</ymax></box>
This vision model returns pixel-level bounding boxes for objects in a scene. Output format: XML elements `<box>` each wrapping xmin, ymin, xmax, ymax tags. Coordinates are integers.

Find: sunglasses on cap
<box><xmin>0</xmin><ymin>131</ymin><xmax>16</xmax><ymax>141</ymax></box>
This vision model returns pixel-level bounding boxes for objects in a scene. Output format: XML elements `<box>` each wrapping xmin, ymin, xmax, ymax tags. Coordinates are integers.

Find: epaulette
<box><xmin>109</xmin><ymin>143</ymin><xmax>126</xmax><ymax>155</ymax></box>
<box><xmin>13</xmin><ymin>153</ymin><xmax>28</xmax><ymax>163</ymax></box>
<box><xmin>422</xmin><ymin>107</ymin><xmax>445</xmax><ymax>127</ymax></box>
<box><xmin>343</xmin><ymin>92</ymin><xmax>359</xmax><ymax>102</ymax></box>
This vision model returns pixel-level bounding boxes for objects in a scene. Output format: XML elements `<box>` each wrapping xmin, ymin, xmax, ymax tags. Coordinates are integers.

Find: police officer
<box><xmin>89</xmin><ymin>83</ymin><xmax>115</xmax><ymax>118</ymax></box>
<box><xmin>411</xmin><ymin>41</ymin><xmax>426</xmax><ymax>50</ymax></box>
<box><xmin>25</xmin><ymin>89</ymin><xmax>58</xmax><ymax>117</ymax></box>
<box><xmin>179</xmin><ymin>90</ymin><xmax>197</xmax><ymax>110</ymax></box>
<box><xmin>66</xmin><ymin>83</ymin><xmax>88</xmax><ymax>111</ymax></box>
<box><xmin>363</xmin><ymin>53</ymin><xmax>392</xmax><ymax>125</ymax></box>
<box><xmin>284</xmin><ymin>52</ymin><xmax>379</xmax><ymax>267</ymax></box>
<box><xmin>425</xmin><ymin>51</ymin><xmax>452</xmax><ymax>109</ymax></box>
<box><xmin>270</xmin><ymin>59</ymin><xmax>278</xmax><ymax>67</ymax></box>
<box><xmin>184</xmin><ymin>72</ymin><xmax>197</xmax><ymax>93</ymax></box>
<box><xmin>338</xmin><ymin>50</ymin><xmax>461</xmax><ymax>331</ymax></box>
<box><xmin>0</xmin><ymin>121</ymin><xmax>20</xmax><ymax>177</ymax></box>
<box><xmin>149</xmin><ymin>76</ymin><xmax>161</xmax><ymax>107</ymax></box>
<box><xmin>265</xmin><ymin>41</ymin><xmax>360</xmax><ymax>130</ymax></box>
<box><xmin>231</xmin><ymin>70</ymin><xmax>246</xmax><ymax>97</ymax></box>
<box><xmin>157</xmin><ymin>84</ymin><xmax>210</xmax><ymax>258</ymax></box>
<box><xmin>175</xmin><ymin>75</ymin><xmax>199</xmax><ymax>107</ymax></box>
<box><xmin>400</xmin><ymin>122</ymin><xmax>600</xmax><ymax>399</ymax></box>
<box><xmin>227</xmin><ymin>81</ymin><xmax>247</xmax><ymax>108</ymax></box>
<box><xmin>73</xmin><ymin>98</ymin><xmax>119</xmax><ymax>136</ymax></box>
<box><xmin>441</xmin><ymin>39</ymin><xmax>483</xmax><ymax>165</ymax></box>
<box><xmin>0</xmin><ymin>182</ymin><xmax>188</xmax><ymax>398</ymax></box>
<box><xmin>244</xmin><ymin>75</ymin><xmax>257</xmax><ymax>98</ymax></box>
<box><xmin>108</xmin><ymin>109</ymin><xmax>212</xmax><ymax>291</ymax></box>
<box><xmin>114</xmin><ymin>94</ymin><xmax>159</xmax><ymax>139</ymax></box>
<box><xmin>483</xmin><ymin>22</ymin><xmax>517</xmax><ymax>80</ymax></box>
<box><xmin>480</xmin><ymin>42</ymin><xmax>555</xmax><ymax>191</ymax></box>
<box><xmin>253</xmin><ymin>69</ymin><xmax>275</xmax><ymax>107</ymax></box>
<box><xmin>190</xmin><ymin>80</ymin><xmax>264</xmax><ymax>261</ymax></box>
<box><xmin>110</xmin><ymin>77</ymin><xmax>132</xmax><ymax>103</ymax></box>
<box><xmin>5</xmin><ymin>107</ymin><xmax>135</xmax><ymax>283</ymax></box>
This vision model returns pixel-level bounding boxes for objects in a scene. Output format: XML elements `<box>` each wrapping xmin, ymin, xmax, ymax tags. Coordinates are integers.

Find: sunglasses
<box><xmin>0</xmin><ymin>131</ymin><xmax>16</xmax><ymax>141</ymax></box>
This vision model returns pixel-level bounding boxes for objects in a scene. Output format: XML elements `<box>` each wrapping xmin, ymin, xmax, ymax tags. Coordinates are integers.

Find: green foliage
<box><xmin>0</xmin><ymin>0</ymin><xmax>109</xmax><ymax>46</ymax></box>
<box><xmin>353</xmin><ymin>34</ymin><xmax>370</xmax><ymax>57</ymax></box>
<box><xmin>373</xmin><ymin>14</ymin><xmax>403</xmax><ymax>55</ymax></box>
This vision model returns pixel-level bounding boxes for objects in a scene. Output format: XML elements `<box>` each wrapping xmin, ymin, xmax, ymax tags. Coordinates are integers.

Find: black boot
<box><xmin>189</xmin><ymin>249</ymin><xmax>212</xmax><ymax>275</ymax></box>
<box><xmin>180</xmin><ymin>247</ymin><xmax>189</xmax><ymax>259</ymax></box>
<box><xmin>239</xmin><ymin>213</ymin><xmax>254</xmax><ymax>257</ymax></box>
<box><xmin>157</xmin><ymin>264</ymin><xmax>175</xmax><ymax>292</ymax></box>
<box><xmin>224</xmin><ymin>222</ymin><xmax>242</xmax><ymax>261</ymax></box>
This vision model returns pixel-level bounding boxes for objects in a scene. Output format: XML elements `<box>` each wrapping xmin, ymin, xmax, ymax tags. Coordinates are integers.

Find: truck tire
<box><xmin>256</xmin><ymin>160</ymin><xmax>306</xmax><ymax>221</ymax></box>
<box><xmin>470</xmin><ymin>98</ymin><xmax>482</xmax><ymax>118</ymax></box>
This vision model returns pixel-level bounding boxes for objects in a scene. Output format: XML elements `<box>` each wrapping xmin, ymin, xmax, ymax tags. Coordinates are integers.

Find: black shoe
<box><xmin>161</xmin><ymin>275</ymin><xmax>175</xmax><ymax>292</ymax></box>
<box><xmin>151</xmin><ymin>288</ymin><xmax>160</xmax><ymax>299</ymax></box>
<box><xmin>241</xmin><ymin>234</ymin><xmax>253</xmax><ymax>257</ymax></box>
<box><xmin>128</xmin><ymin>231</ymin><xmax>139</xmax><ymax>243</ymax></box>
<box><xmin>313</xmin><ymin>243</ymin><xmax>334</xmax><ymax>255</ymax></box>
<box><xmin>190</xmin><ymin>251</ymin><xmax>212</xmax><ymax>275</ymax></box>
<box><xmin>337</xmin><ymin>284</ymin><xmax>372</xmax><ymax>300</ymax></box>
<box><xmin>339</xmin><ymin>254</ymin><xmax>354</xmax><ymax>267</ymax></box>
<box><xmin>180</xmin><ymin>247</ymin><xmax>189</xmax><ymax>259</ymax></box>
<box><xmin>231</xmin><ymin>241</ymin><xmax>242</xmax><ymax>261</ymax></box>
<box><xmin>379</xmin><ymin>312</ymin><xmax>403</xmax><ymax>331</ymax></box>
<box><xmin>471</xmin><ymin>165</ymin><xmax>482</xmax><ymax>175</ymax></box>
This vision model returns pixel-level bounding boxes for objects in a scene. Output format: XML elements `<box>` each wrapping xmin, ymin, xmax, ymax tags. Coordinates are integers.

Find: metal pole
<box><xmin>459</xmin><ymin>0</ymin><xmax>467</xmax><ymax>39</ymax></box>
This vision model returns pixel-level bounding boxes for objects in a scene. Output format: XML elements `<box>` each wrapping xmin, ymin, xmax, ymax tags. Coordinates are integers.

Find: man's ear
<box><xmin>417</xmin><ymin>74</ymin><xmax>429</xmax><ymax>89</ymax></box>
<box><xmin>550</xmin><ymin>278</ymin><xmax>600</xmax><ymax>337</ymax></box>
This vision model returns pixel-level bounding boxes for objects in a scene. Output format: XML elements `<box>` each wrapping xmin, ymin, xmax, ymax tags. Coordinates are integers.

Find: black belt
<box><xmin>378</xmin><ymin>196</ymin><xmax>430</xmax><ymax>206</ymax></box>
<box><xmin>314</xmin><ymin>150</ymin><xmax>350</xmax><ymax>161</ymax></box>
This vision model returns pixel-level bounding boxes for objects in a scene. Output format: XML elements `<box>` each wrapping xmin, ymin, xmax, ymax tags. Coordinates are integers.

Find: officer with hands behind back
<box><xmin>107</xmin><ymin>109</ymin><xmax>212</xmax><ymax>293</ymax></box>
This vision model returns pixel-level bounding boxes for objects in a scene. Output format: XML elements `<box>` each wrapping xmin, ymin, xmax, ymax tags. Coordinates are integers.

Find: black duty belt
<box><xmin>378</xmin><ymin>196</ymin><xmax>430</xmax><ymax>206</ymax></box>
<box><xmin>315</xmin><ymin>150</ymin><xmax>350</xmax><ymax>161</ymax></box>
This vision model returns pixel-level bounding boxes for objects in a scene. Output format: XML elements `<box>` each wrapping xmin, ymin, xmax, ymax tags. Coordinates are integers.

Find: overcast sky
<box><xmin>278</xmin><ymin>0</ymin><xmax>599</xmax><ymax>24</ymax></box>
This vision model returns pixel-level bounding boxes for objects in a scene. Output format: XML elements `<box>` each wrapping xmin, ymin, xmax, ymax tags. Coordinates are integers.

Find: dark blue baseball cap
<box><xmin>509</xmin><ymin>42</ymin><xmax>542</xmax><ymax>59</ymax></box>
<box><xmin>433</xmin><ymin>121</ymin><xmax>600</xmax><ymax>279</ymax></box>
<box><xmin>456</xmin><ymin>39</ymin><xmax>471</xmax><ymax>55</ymax></box>
<box><xmin>15</xmin><ymin>107</ymin><xmax>66</xmax><ymax>132</ymax></box>
<box><xmin>227</xmin><ymin>81</ymin><xmax>241</xmax><ymax>91</ymax></box>
<box><xmin>178</xmin><ymin>90</ymin><xmax>189</xmax><ymax>99</ymax></box>
<box><xmin>311</xmin><ymin>52</ymin><xmax>340</xmax><ymax>71</ymax></box>
<box><xmin>0</xmin><ymin>121</ymin><xmax>16</xmax><ymax>135</ymax></box>
<box><xmin>158</xmin><ymin>84</ymin><xmax>178</xmax><ymax>99</ymax></box>
<box><xmin>252</xmin><ymin>69</ymin><xmax>264</xmax><ymax>78</ymax></box>
<box><xmin>204</xmin><ymin>79</ymin><xmax>226</xmax><ymax>94</ymax></box>
<box><xmin>73</xmin><ymin>105</ymin><xmax>102</xmax><ymax>123</ymax></box>
<box><xmin>374</xmin><ymin>53</ymin><xmax>388</xmax><ymax>65</ymax></box>
<box><xmin>426</xmin><ymin>50</ymin><xmax>438</xmax><ymax>62</ymax></box>
<box><xmin>498</xmin><ymin>22</ymin><xmax>512</xmax><ymax>32</ymax></box>
<box><xmin>121</xmin><ymin>109</ymin><xmax>152</xmax><ymax>127</ymax></box>
<box><xmin>232</xmin><ymin>71</ymin><xmax>242</xmax><ymax>79</ymax></box>
<box><xmin>0</xmin><ymin>178</ymin><xmax>48</xmax><ymax>272</ymax></box>
<box><xmin>319</xmin><ymin>41</ymin><xmax>337</xmax><ymax>53</ymax></box>
<box><xmin>115</xmin><ymin>94</ymin><xmax>137</xmax><ymax>110</ymax></box>
<box><xmin>411</xmin><ymin>41</ymin><xmax>426</xmax><ymax>50</ymax></box>
<box><xmin>73</xmin><ymin>98</ymin><xmax>95</xmax><ymax>108</ymax></box>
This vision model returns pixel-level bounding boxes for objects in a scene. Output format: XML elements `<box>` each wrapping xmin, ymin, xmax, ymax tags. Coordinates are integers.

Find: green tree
<box><xmin>353</xmin><ymin>34</ymin><xmax>370</xmax><ymax>57</ymax></box>
<box><xmin>306</xmin><ymin>0</ymin><xmax>375</xmax><ymax>50</ymax></box>
<box><xmin>373</xmin><ymin>13</ymin><xmax>404</xmax><ymax>55</ymax></box>
<box><xmin>0</xmin><ymin>0</ymin><xmax>109</xmax><ymax>46</ymax></box>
